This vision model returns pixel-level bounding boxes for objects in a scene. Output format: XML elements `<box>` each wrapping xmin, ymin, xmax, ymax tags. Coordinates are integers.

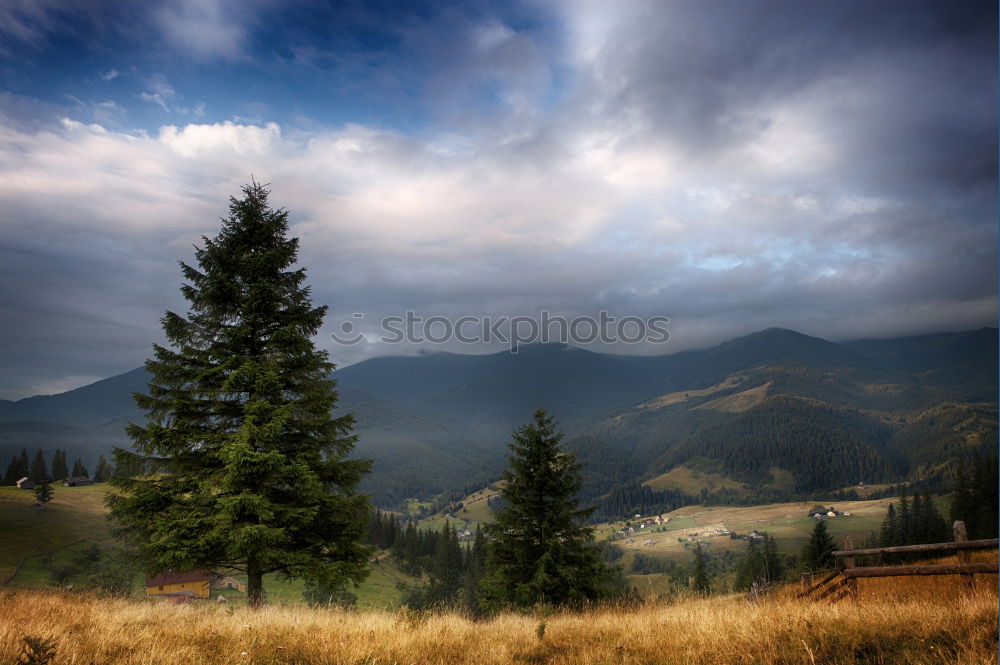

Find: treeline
<box><xmin>591</xmin><ymin>483</ymin><xmax>692</xmax><ymax>522</ymax></box>
<box><xmin>853</xmin><ymin>455</ymin><xmax>999</xmax><ymax>564</ymax></box>
<box><xmin>627</xmin><ymin>537</ymin><xmax>792</xmax><ymax>595</ymax></box>
<box><xmin>2</xmin><ymin>447</ymin><xmax>110</xmax><ymax>485</ymax></box>
<box><xmin>734</xmin><ymin>534</ymin><xmax>785</xmax><ymax>590</ymax></box>
<box><xmin>949</xmin><ymin>453</ymin><xmax>999</xmax><ymax>540</ymax></box>
<box><xmin>663</xmin><ymin>397</ymin><xmax>902</xmax><ymax>493</ymax></box>
<box><xmin>367</xmin><ymin>511</ymin><xmax>488</xmax><ymax>613</ymax></box>
<box><xmin>874</xmin><ymin>489</ymin><xmax>949</xmax><ymax>550</ymax></box>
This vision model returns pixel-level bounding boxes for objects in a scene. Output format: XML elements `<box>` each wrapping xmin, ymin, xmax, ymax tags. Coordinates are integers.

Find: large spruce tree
<box><xmin>481</xmin><ymin>409</ymin><xmax>615</xmax><ymax>609</ymax></box>
<box><xmin>107</xmin><ymin>182</ymin><xmax>371</xmax><ymax>607</ymax></box>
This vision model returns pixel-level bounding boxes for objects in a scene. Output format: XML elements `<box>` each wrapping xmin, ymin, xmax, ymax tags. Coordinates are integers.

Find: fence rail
<box><xmin>832</xmin><ymin>538</ymin><xmax>998</xmax><ymax>559</ymax></box>
<box><xmin>800</xmin><ymin>521</ymin><xmax>998</xmax><ymax>602</ymax></box>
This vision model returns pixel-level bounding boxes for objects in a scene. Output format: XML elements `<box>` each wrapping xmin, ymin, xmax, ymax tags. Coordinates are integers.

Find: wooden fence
<box><xmin>799</xmin><ymin>520</ymin><xmax>998</xmax><ymax>602</ymax></box>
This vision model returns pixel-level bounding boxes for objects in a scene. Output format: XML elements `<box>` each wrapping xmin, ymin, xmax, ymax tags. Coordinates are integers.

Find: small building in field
<box><xmin>62</xmin><ymin>476</ymin><xmax>93</xmax><ymax>487</ymax></box>
<box><xmin>15</xmin><ymin>477</ymin><xmax>35</xmax><ymax>490</ymax></box>
<box><xmin>146</xmin><ymin>569</ymin><xmax>212</xmax><ymax>599</ymax></box>
<box><xmin>211</xmin><ymin>575</ymin><xmax>247</xmax><ymax>593</ymax></box>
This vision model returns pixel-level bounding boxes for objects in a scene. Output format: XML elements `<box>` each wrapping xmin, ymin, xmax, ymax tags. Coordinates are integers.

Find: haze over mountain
<box><xmin>1</xmin><ymin>327</ymin><xmax>995</xmax><ymax>508</ymax></box>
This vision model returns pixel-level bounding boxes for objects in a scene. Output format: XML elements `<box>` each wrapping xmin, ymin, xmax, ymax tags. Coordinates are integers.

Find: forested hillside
<box><xmin>1</xmin><ymin>327</ymin><xmax>995</xmax><ymax>509</ymax></box>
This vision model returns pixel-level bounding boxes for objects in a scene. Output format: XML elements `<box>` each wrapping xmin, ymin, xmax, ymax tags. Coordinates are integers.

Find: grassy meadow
<box><xmin>0</xmin><ymin>486</ymin><xmax>415</xmax><ymax>608</ymax></box>
<box><xmin>1</xmin><ymin>579</ymin><xmax>996</xmax><ymax>665</ymax></box>
<box><xmin>5</xmin><ymin>482</ymin><xmax>996</xmax><ymax>664</ymax></box>
<box><xmin>0</xmin><ymin>485</ymin><xmax>114</xmax><ymax>582</ymax></box>
<box><xmin>594</xmin><ymin>497</ymin><xmax>897</xmax><ymax>565</ymax></box>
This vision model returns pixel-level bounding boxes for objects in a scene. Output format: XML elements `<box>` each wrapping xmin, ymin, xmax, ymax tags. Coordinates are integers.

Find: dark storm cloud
<box><xmin>0</xmin><ymin>0</ymin><xmax>994</xmax><ymax>398</ymax></box>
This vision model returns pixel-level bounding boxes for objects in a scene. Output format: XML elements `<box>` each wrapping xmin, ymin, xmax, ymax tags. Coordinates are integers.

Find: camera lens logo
<box><xmin>330</xmin><ymin>313</ymin><xmax>365</xmax><ymax>345</ymax></box>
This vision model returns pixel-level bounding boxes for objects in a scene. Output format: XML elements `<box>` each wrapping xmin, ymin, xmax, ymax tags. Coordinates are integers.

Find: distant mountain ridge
<box><xmin>1</xmin><ymin>327</ymin><xmax>995</xmax><ymax>507</ymax></box>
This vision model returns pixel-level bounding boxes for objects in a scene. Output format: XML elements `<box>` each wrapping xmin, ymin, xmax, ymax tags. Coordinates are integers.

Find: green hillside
<box><xmin>2</xmin><ymin>327</ymin><xmax>995</xmax><ymax>510</ymax></box>
<box><xmin>0</xmin><ymin>484</ymin><xmax>114</xmax><ymax>582</ymax></box>
<box><xmin>0</xmin><ymin>485</ymin><xmax>416</xmax><ymax>607</ymax></box>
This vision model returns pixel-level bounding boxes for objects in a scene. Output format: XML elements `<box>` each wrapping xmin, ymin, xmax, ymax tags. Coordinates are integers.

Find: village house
<box><xmin>210</xmin><ymin>575</ymin><xmax>247</xmax><ymax>593</ymax></box>
<box><xmin>62</xmin><ymin>476</ymin><xmax>93</xmax><ymax>487</ymax></box>
<box><xmin>15</xmin><ymin>477</ymin><xmax>35</xmax><ymax>490</ymax></box>
<box><xmin>146</xmin><ymin>570</ymin><xmax>212</xmax><ymax>599</ymax></box>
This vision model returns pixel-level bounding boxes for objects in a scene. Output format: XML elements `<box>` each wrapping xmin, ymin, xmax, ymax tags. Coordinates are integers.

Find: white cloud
<box><xmin>158</xmin><ymin>121</ymin><xmax>281</xmax><ymax>158</ymax></box>
<box><xmin>153</xmin><ymin>0</ymin><xmax>250</xmax><ymax>62</ymax></box>
<box><xmin>0</xmin><ymin>0</ymin><xmax>994</xmax><ymax>396</ymax></box>
<box><xmin>0</xmin><ymin>113</ymin><xmax>991</xmax><ymax>342</ymax></box>
<box><xmin>139</xmin><ymin>92</ymin><xmax>170</xmax><ymax>112</ymax></box>
<box><xmin>100</xmin><ymin>68</ymin><xmax>120</xmax><ymax>81</ymax></box>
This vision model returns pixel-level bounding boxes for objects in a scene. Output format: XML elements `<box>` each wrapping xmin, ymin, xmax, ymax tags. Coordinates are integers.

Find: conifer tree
<box><xmin>735</xmin><ymin>537</ymin><xmax>762</xmax><ymax>591</ymax></box>
<box><xmin>3</xmin><ymin>456</ymin><xmax>19</xmax><ymax>485</ymax></box>
<box><xmin>970</xmin><ymin>453</ymin><xmax>999</xmax><ymax>538</ymax></box>
<box><xmin>879</xmin><ymin>503</ymin><xmax>898</xmax><ymax>547</ymax></box>
<box><xmin>692</xmin><ymin>543</ymin><xmax>710</xmax><ymax>593</ymax></box>
<box><xmin>71</xmin><ymin>458</ymin><xmax>89</xmax><ymax>478</ymax></box>
<box><xmin>107</xmin><ymin>182</ymin><xmax>371</xmax><ymax>607</ymax></box>
<box><xmin>897</xmin><ymin>490</ymin><xmax>911</xmax><ymax>544</ymax></box>
<box><xmin>30</xmin><ymin>448</ymin><xmax>49</xmax><ymax>483</ymax></box>
<box><xmin>51</xmin><ymin>449</ymin><xmax>68</xmax><ymax>482</ymax></box>
<box><xmin>801</xmin><ymin>519</ymin><xmax>836</xmax><ymax>572</ymax></box>
<box><xmin>481</xmin><ymin>410</ymin><xmax>616</xmax><ymax>609</ymax></box>
<box><xmin>921</xmin><ymin>490</ymin><xmax>948</xmax><ymax>544</ymax></box>
<box><xmin>93</xmin><ymin>455</ymin><xmax>111</xmax><ymax>483</ymax></box>
<box><xmin>34</xmin><ymin>482</ymin><xmax>54</xmax><ymax>507</ymax></box>
<box><xmin>763</xmin><ymin>533</ymin><xmax>784</xmax><ymax>582</ymax></box>
<box><xmin>462</xmin><ymin>524</ymin><xmax>489</xmax><ymax>608</ymax></box>
<box><xmin>18</xmin><ymin>448</ymin><xmax>29</xmax><ymax>479</ymax></box>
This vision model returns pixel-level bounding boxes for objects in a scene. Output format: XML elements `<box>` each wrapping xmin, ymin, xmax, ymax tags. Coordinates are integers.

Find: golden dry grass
<box><xmin>1</xmin><ymin>578</ymin><xmax>995</xmax><ymax>665</ymax></box>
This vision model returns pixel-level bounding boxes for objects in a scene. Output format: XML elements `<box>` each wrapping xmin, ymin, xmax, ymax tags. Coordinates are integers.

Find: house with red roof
<box><xmin>145</xmin><ymin>569</ymin><xmax>212</xmax><ymax>599</ymax></box>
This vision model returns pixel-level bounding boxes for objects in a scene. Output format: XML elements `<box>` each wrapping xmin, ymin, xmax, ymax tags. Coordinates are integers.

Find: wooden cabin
<box><xmin>145</xmin><ymin>569</ymin><xmax>212</xmax><ymax>599</ymax></box>
<box><xmin>62</xmin><ymin>476</ymin><xmax>93</xmax><ymax>487</ymax></box>
<box><xmin>211</xmin><ymin>575</ymin><xmax>247</xmax><ymax>593</ymax></box>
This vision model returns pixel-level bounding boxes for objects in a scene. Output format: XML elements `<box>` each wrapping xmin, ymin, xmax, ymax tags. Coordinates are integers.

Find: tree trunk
<box><xmin>247</xmin><ymin>558</ymin><xmax>266</xmax><ymax>608</ymax></box>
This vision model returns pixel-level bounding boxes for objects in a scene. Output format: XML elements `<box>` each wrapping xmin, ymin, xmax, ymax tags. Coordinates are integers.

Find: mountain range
<box><xmin>1</xmin><ymin>327</ymin><xmax>995</xmax><ymax>508</ymax></box>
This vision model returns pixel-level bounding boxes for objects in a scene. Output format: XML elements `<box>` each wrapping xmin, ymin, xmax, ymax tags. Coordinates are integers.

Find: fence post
<box><xmin>842</xmin><ymin>536</ymin><xmax>857</xmax><ymax>599</ymax></box>
<box><xmin>954</xmin><ymin>521</ymin><xmax>975</xmax><ymax>591</ymax></box>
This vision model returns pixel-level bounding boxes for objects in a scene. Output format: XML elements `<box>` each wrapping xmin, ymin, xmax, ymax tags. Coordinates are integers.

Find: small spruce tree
<box><xmin>481</xmin><ymin>409</ymin><xmax>616</xmax><ymax>610</ymax></box>
<box><xmin>34</xmin><ymin>483</ymin><xmax>54</xmax><ymax>508</ymax></box>
<box><xmin>71</xmin><ymin>458</ymin><xmax>89</xmax><ymax>478</ymax></box>
<box><xmin>692</xmin><ymin>542</ymin><xmax>710</xmax><ymax>593</ymax></box>
<box><xmin>801</xmin><ymin>519</ymin><xmax>837</xmax><ymax>572</ymax></box>
<box><xmin>51</xmin><ymin>450</ymin><xmax>68</xmax><ymax>482</ymax></box>
<box><xmin>93</xmin><ymin>455</ymin><xmax>111</xmax><ymax>483</ymax></box>
<box><xmin>3</xmin><ymin>456</ymin><xmax>19</xmax><ymax>485</ymax></box>
<box><xmin>30</xmin><ymin>449</ymin><xmax>49</xmax><ymax>484</ymax></box>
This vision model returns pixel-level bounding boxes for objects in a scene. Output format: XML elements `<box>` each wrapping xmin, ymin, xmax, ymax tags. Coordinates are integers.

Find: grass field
<box><xmin>596</xmin><ymin>497</ymin><xmax>896</xmax><ymax>563</ymax></box>
<box><xmin>643</xmin><ymin>466</ymin><xmax>748</xmax><ymax>494</ymax></box>
<box><xmin>1</xmin><ymin>484</ymin><xmax>418</xmax><ymax>607</ymax></box>
<box><xmin>0</xmin><ymin>485</ymin><xmax>115</xmax><ymax>582</ymax></box>
<box><xmin>1</xmin><ymin>580</ymin><xmax>995</xmax><ymax>665</ymax></box>
<box><xmin>418</xmin><ymin>483</ymin><xmax>502</xmax><ymax>533</ymax></box>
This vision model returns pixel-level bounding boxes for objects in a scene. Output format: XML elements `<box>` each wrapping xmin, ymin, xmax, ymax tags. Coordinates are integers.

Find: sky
<box><xmin>0</xmin><ymin>0</ymin><xmax>996</xmax><ymax>400</ymax></box>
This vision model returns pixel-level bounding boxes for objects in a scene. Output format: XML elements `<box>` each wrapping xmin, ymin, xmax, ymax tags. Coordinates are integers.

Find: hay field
<box><xmin>0</xmin><ymin>579</ymin><xmax>995</xmax><ymax>665</ymax></box>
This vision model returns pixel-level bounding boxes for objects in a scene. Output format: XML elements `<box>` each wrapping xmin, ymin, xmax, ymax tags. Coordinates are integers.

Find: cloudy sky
<box><xmin>0</xmin><ymin>0</ymin><xmax>996</xmax><ymax>400</ymax></box>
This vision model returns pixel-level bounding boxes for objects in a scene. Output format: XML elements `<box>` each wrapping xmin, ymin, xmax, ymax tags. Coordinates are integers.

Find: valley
<box><xmin>1</xmin><ymin>327</ymin><xmax>996</xmax><ymax>513</ymax></box>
